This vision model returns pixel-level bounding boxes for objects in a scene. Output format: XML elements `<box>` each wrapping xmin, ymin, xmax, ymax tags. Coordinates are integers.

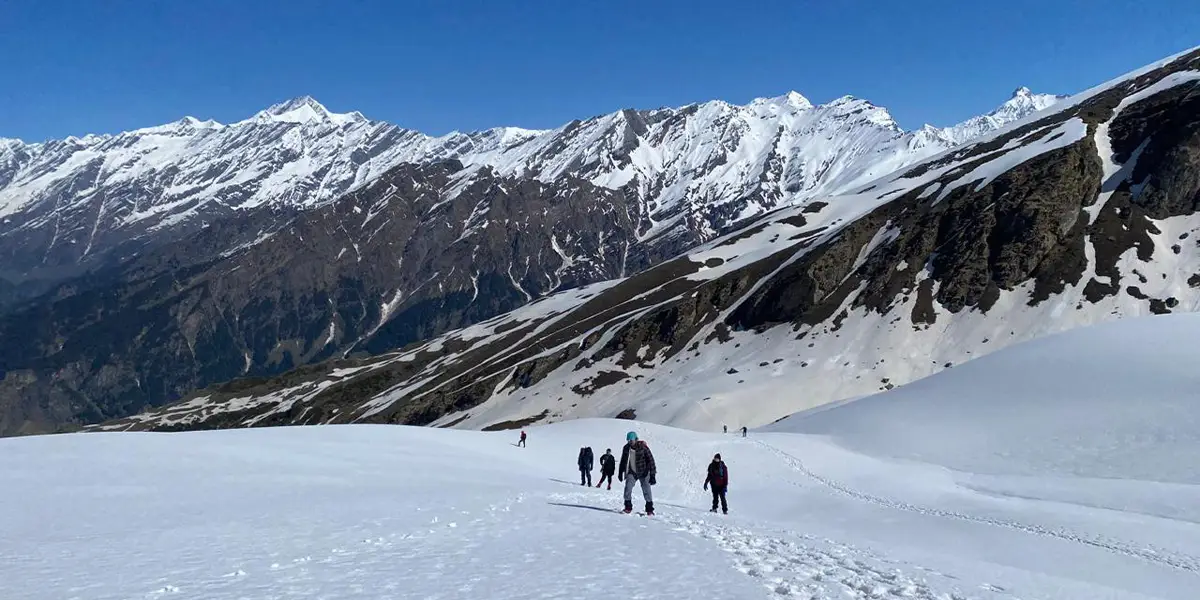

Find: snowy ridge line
<box><xmin>754</xmin><ymin>441</ymin><xmax>1200</xmax><ymax>575</ymax></box>
<box><xmin>0</xmin><ymin>79</ymin><xmax>1064</xmax><ymax>280</ymax></box>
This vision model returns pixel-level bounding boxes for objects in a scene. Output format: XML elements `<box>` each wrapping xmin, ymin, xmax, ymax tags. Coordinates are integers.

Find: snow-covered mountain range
<box><xmin>100</xmin><ymin>46</ymin><xmax>1200</xmax><ymax>434</ymax></box>
<box><xmin>0</xmin><ymin>86</ymin><xmax>1060</xmax><ymax>287</ymax></box>
<box><xmin>0</xmin><ymin>77</ymin><xmax>1070</xmax><ymax>436</ymax></box>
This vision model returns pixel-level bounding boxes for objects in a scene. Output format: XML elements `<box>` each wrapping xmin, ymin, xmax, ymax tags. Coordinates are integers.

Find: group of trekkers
<box><xmin>570</xmin><ymin>431</ymin><xmax>730</xmax><ymax>516</ymax></box>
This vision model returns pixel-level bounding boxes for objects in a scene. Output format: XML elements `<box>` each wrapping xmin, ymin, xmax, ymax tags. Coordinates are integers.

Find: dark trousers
<box><xmin>597</xmin><ymin>472</ymin><xmax>614</xmax><ymax>488</ymax></box>
<box><xmin>580</xmin><ymin>469</ymin><xmax>592</xmax><ymax>486</ymax></box>
<box><xmin>710</xmin><ymin>485</ymin><xmax>728</xmax><ymax>512</ymax></box>
<box><xmin>518</xmin><ymin>438</ymin><xmax>525</xmax><ymax>447</ymax></box>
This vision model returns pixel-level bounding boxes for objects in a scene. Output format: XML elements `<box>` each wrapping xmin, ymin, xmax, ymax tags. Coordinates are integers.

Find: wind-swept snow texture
<box><xmin>106</xmin><ymin>46</ymin><xmax>1200</xmax><ymax>437</ymax></box>
<box><xmin>10</xmin><ymin>317</ymin><xmax>1200</xmax><ymax>599</ymax></box>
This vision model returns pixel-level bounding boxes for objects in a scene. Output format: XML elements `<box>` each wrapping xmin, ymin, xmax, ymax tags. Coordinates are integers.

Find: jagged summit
<box><xmin>749</xmin><ymin>91</ymin><xmax>814</xmax><ymax>110</ymax></box>
<box><xmin>247</xmin><ymin>95</ymin><xmax>369</xmax><ymax>126</ymax></box>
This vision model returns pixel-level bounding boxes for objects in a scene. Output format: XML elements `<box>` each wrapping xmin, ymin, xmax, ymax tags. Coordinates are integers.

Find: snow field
<box><xmin>8</xmin><ymin>398</ymin><xmax>1200</xmax><ymax>599</ymax></box>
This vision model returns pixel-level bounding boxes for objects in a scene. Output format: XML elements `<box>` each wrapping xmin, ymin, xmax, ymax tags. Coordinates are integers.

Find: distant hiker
<box><xmin>703</xmin><ymin>453</ymin><xmax>729</xmax><ymax>514</ymax></box>
<box><xmin>518</xmin><ymin>431</ymin><xmax>527</xmax><ymax>448</ymax></box>
<box><xmin>618</xmin><ymin>431</ymin><xmax>657</xmax><ymax>515</ymax></box>
<box><xmin>741</xmin><ymin>426</ymin><xmax>747</xmax><ymax>438</ymax></box>
<box><xmin>578</xmin><ymin>446</ymin><xmax>594</xmax><ymax>486</ymax></box>
<box><xmin>723</xmin><ymin>425</ymin><xmax>728</xmax><ymax>434</ymax></box>
<box><xmin>596</xmin><ymin>448</ymin><xmax>616</xmax><ymax>490</ymax></box>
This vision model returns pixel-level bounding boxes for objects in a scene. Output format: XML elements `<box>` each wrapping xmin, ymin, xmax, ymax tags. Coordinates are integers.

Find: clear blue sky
<box><xmin>2</xmin><ymin>0</ymin><xmax>1197</xmax><ymax>141</ymax></box>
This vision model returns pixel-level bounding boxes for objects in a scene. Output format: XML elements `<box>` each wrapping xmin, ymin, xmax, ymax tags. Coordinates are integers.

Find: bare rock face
<box><xmin>94</xmin><ymin>49</ymin><xmax>1200</xmax><ymax>436</ymax></box>
<box><xmin>0</xmin><ymin>159</ymin><xmax>657</xmax><ymax>435</ymax></box>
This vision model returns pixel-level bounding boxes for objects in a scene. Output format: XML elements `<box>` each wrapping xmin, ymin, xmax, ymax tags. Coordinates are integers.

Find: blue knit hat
<box><xmin>626</xmin><ymin>431</ymin><xmax>638</xmax><ymax>441</ymax></box>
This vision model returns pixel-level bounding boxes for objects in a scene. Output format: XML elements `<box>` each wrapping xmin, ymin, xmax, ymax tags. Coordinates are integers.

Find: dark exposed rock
<box><xmin>0</xmin><ymin>161</ymin><xmax>654</xmax><ymax>435</ymax></box>
<box><xmin>481</xmin><ymin>410</ymin><xmax>549</xmax><ymax>431</ymax></box>
<box><xmin>1149</xmin><ymin>298</ymin><xmax>1174</xmax><ymax>314</ymax></box>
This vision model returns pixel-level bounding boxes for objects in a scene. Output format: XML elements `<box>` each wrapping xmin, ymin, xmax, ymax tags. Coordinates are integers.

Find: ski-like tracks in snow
<box><xmin>755</xmin><ymin>440</ymin><xmax>1200</xmax><ymax>576</ymax></box>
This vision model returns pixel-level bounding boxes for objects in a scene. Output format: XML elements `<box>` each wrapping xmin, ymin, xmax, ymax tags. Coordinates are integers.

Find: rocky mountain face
<box><xmin>98</xmin><ymin>47</ymin><xmax>1200</xmax><ymax>435</ymax></box>
<box><xmin>0</xmin><ymin>79</ymin><xmax>1062</xmax><ymax>436</ymax></box>
<box><xmin>0</xmin><ymin>160</ymin><xmax>657</xmax><ymax>435</ymax></box>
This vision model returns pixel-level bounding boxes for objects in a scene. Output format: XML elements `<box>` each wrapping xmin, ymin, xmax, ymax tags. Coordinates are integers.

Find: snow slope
<box><xmin>10</xmin><ymin>317</ymin><xmax>1200</xmax><ymax>599</ymax></box>
<box><xmin>769</xmin><ymin>312</ymin><xmax>1200</xmax><ymax>483</ymax></box>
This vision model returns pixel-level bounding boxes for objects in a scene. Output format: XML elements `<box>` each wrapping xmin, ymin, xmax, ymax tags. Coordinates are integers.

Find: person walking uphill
<box><xmin>618</xmin><ymin>431</ymin><xmax>657</xmax><ymax>515</ymax></box>
<box><xmin>596</xmin><ymin>448</ymin><xmax>616</xmax><ymax>490</ymax></box>
<box><xmin>703</xmin><ymin>453</ymin><xmax>729</xmax><ymax>514</ymax></box>
<box><xmin>578</xmin><ymin>446</ymin><xmax>594</xmax><ymax>486</ymax></box>
<box><xmin>518</xmin><ymin>431</ymin><xmax>526</xmax><ymax>448</ymax></box>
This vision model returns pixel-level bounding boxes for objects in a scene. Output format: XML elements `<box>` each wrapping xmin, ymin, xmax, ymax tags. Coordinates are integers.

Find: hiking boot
<box><xmin>645</xmin><ymin>502</ymin><xmax>655</xmax><ymax>516</ymax></box>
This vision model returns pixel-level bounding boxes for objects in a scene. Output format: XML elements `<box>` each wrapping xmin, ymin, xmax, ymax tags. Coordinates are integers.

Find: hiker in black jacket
<box><xmin>577</xmin><ymin>447</ymin><xmax>594</xmax><ymax>486</ymax></box>
<box><xmin>703</xmin><ymin>453</ymin><xmax>729</xmax><ymax>514</ymax></box>
<box><xmin>596</xmin><ymin>448</ymin><xmax>616</xmax><ymax>490</ymax></box>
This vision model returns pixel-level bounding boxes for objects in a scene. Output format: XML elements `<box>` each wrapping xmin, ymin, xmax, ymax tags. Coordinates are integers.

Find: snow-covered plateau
<box><xmin>5</xmin><ymin>314</ymin><xmax>1200</xmax><ymax>599</ymax></box>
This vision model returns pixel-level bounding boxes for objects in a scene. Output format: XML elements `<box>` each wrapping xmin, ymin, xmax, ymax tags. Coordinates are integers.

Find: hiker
<box><xmin>741</xmin><ymin>426</ymin><xmax>747</xmax><ymax>438</ymax></box>
<box><xmin>723</xmin><ymin>425</ymin><xmax>727</xmax><ymax>434</ymax></box>
<box><xmin>703</xmin><ymin>453</ymin><xmax>729</xmax><ymax>514</ymax></box>
<box><xmin>578</xmin><ymin>446</ymin><xmax>594</xmax><ymax>486</ymax></box>
<box><xmin>596</xmin><ymin>448</ymin><xmax>616</xmax><ymax>490</ymax></box>
<box><xmin>618</xmin><ymin>431</ymin><xmax>657</xmax><ymax>515</ymax></box>
<box><xmin>518</xmin><ymin>431</ymin><xmax>526</xmax><ymax>447</ymax></box>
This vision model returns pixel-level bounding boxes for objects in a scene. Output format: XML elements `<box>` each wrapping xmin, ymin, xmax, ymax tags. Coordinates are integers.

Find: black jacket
<box><xmin>578</xmin><ymin>447</ymin><xmax>594</xmax><ymax>470</ymax></box>
<box><xmin>704</xmin><ymin>460</ymin><xmax>728</xmax><ymax>487</ymax></box>
<box><xmin>599</xmin><ymin>452</ymin><xmax>616</xmax><ymax>474</ymax></box>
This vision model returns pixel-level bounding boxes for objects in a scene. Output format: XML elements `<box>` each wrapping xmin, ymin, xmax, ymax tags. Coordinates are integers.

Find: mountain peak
<box><xmin>749</xmin><ymin>91</ymin><xmax>813</xmax><ymax>110</ymax></box>
<box><xmin>133</xmin><ymin>116</ymin><xmax>225</xmax><ymax>136</ymax></box>
<box><xmin>248</xmin><ymin>96</ymin><xmax>367</xmax><ymax>127</ymax></box>
<box><xmin>992</xmin><ymin>87</ymin><xmax>1065</xmax><ymax>119</ymax></box>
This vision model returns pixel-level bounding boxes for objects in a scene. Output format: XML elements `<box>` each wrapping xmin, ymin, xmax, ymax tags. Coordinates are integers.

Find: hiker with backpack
<box><xmin>703</xmin><ymin>453</ymin><xmax>729</xmax><ymax>514</ymax></box>
<box><xmin>618</xmin><ymin>431</ymin><xmax>657</xmax><ymax>515</ymax></box>
<box><xmin>518</xmin><ymin>431</ymin><xmax>526</xmax><ymax>447</ymax></box>
<box><xmin>596</xmin><ymin>448</ymin><xmax>616</xmax><ymax>490</ymax></box>
<box><xmin>578</xmin><ymin>446</ymin><xmax>594</xmax><ymax>486</ymax></box>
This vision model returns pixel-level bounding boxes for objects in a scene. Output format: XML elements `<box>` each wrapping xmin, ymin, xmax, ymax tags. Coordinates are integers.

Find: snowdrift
<box><xmin>769</xmin><ymin>313</ymin><xmax>1200</xmax><ymax>482</ymax></box>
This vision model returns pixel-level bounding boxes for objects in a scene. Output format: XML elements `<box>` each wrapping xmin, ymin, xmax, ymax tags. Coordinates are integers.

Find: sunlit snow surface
<box><xmin>7</xmin><ymin>315</ymin><xmax>1200</xmax><ymax>599</ymax></box>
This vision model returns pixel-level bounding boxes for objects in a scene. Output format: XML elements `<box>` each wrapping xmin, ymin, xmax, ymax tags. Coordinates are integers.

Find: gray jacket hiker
<box><xmin>618</xmin><ymin>432</ymin><xmax>656</xmax><ymax>514</ymax></box>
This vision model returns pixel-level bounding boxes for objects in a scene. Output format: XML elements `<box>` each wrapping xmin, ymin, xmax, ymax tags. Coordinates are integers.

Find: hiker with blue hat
<box><xmin>617</xmin><ymin>430</ymin><xmax>657</xmax><ymax>515</ymax></box>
